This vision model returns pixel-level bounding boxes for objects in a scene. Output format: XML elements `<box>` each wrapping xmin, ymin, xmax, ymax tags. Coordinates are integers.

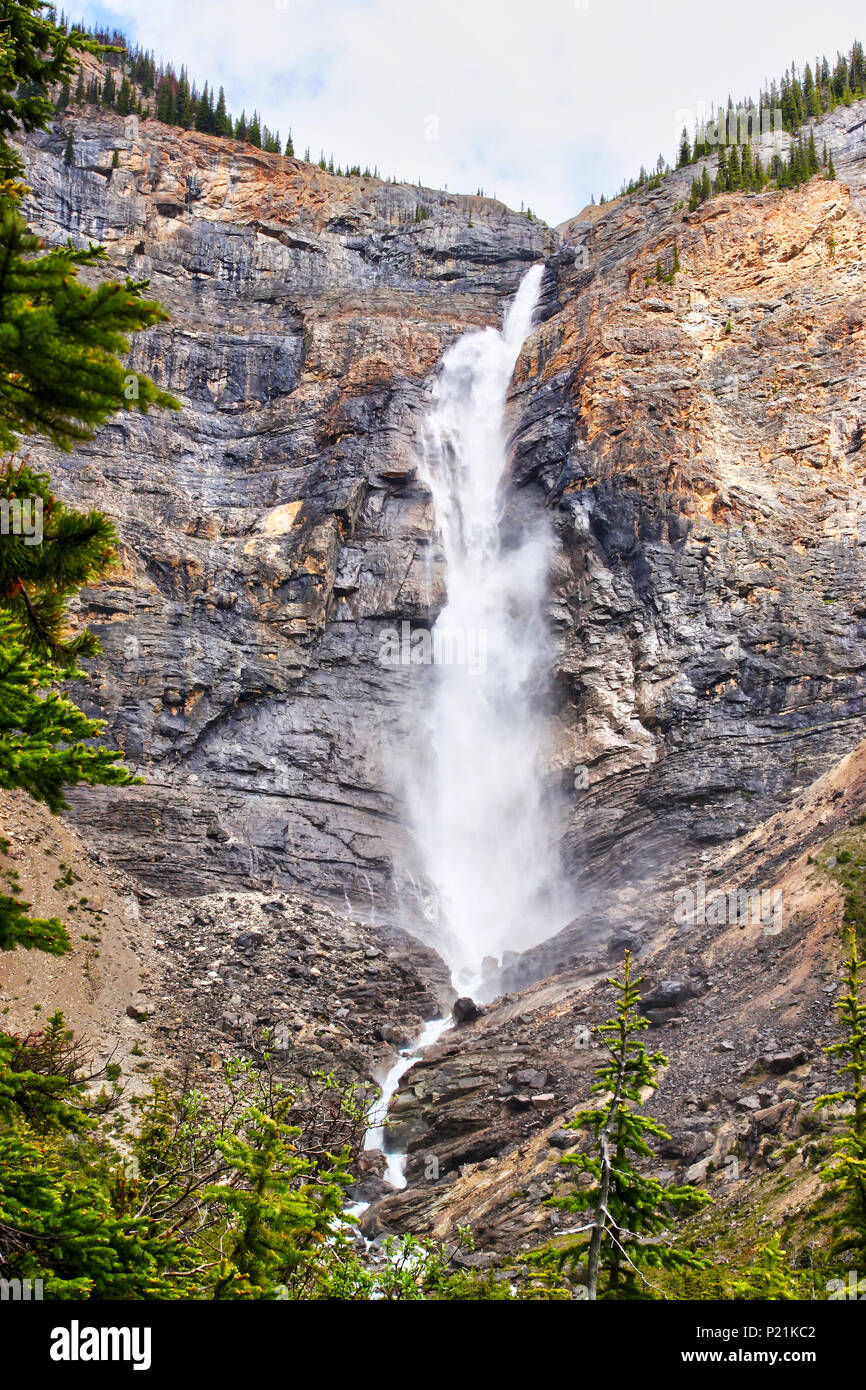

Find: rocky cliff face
<box><xmin>19</xmin><ymin>102</ymin><xmax>866</xmax><ymax>964</ymax></box>
<box><xmin>20</xmin><ymin>110</ymin><xmax>552</xmax><ymax>911</ymax></box>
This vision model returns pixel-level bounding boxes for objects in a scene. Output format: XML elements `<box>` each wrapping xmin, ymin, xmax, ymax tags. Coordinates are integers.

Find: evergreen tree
<box><xmin>732</xmin><ymin>1235</ymin><xmax>809</xmax><ymax>1299</ymax></box>
<box><xmin>741</xmin><ymin>142</ymin><xmax>754</xmax><ymax>189</ymax></box>
<box><xmin>156</xmin><ymin>73</ymin><xmax>175</xmax><ymax>124</ymax></box>
<box><xmin>803</xmin><ymin>62</ymin><xmax>817</xmax><ymax>115</ymax></box>
<box><xmin>0</xmin><ymin>2</ymin><xmax>102</xmax><ymax>178</ymax></box>
<box><xmin>827</xmin><ymin>150</ymin><xmax>837</xmax><ymax>180</ymax></box>
<box><xmin>677</xmin><ymin>126</ymin><xmax>691</xmax><ymax>167</ymax></box>
<box><xmin>214</xmin><ymin>86</ymin><xmax>229</xmax><ymax>136</ymax></box>
<box><xmin>206</xmin><ymin>1099</ymin><xmax>354</xmax><ymax>1298</ymax></box>
<box><xmin>285</xmin><ymin>128</ymin><xmax>294</xmax><ymax>157</ymax></box>
<box><xmin>62</xmin><ymin>125</ymin><xmax>74</xmax><ymax>165</ymax></box>
<box><xmin>175</xmin><ymin>67</ymin><xmax>192</xmax><ymax>128</ymax></box>
<box><xmin>248</xmin><ymin>111</ymin><xmax>262</xmax><ymax>148</ymax></box>
<box><xmin>0</xmin><ymin>209</ymin><xmax>177</xmax><ymax>455</ymax></box>
<box><xmin>194</xmin><ymin>81</ymin><xmax>212</xmax><ymax>132</ymax></box>
<box><xmin>0</xmin><ymin>614</ymin><xmax>136</xmax><ymax>955</ymax></box>
<box><xmin>547</xmin><ymin>954</ymin><xmax>711</xmax><ymax>1299</ymax></box>
<box><xmin>0</xmin><ymin>877</ymin><xmax>68</xmax><ymax>954</ymax></box>
<box><xmin>0</xmin><ymin>7</ymin><xmax>178</xmax><ymax>958</ymax></box>
<box><xmin>813</xmin><ymin>929</ymin><xmax>866</xmax><ymax>1267</ymax></box>
<box><xmin>715</xmin><ymin>145</ymin><xmax>729</xmax><ymax>193</ymax></box>
<box><xmin>101</xmin><ymin>68</ymin><xmax>116</xmax><ymax>107</ymax></box>
<box><xmin>116</xmin><ymin>75</ymin><xmax>132</xmax><ymax>116</ymax></box>
<box><xmin>0</xmin><ymin>1013</ymin><xmax>186</xmax><ymax>1295</ymax></box>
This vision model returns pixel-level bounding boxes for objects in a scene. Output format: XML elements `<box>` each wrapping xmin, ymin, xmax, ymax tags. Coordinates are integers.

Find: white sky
<box><xmin>75</xmin><ymin>0</ymin><xmax>864</xmax><ymax>224</ymax></box>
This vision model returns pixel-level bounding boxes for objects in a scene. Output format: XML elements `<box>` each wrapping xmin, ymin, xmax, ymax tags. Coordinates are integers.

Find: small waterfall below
<box><xmin>403</xmin><ymin>263</ymin><xmax>569</xmax><ymax>988</ymax></box>
<box><xmin>362</xmin><ymin>1016</ymin><xmax>453</xmax><ymax>1190</ymax></box>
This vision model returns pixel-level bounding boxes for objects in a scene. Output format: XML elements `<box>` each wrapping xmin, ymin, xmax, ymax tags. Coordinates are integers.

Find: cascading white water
<box><xmin>405</xmin><ymin>264</ymin><xmax>568</xmax><ymax>986</ymax></box>
<box><xmin>361</xmin><ymin>1015</ymin><xmax>452</xmax><ymax>1191</ymax></box>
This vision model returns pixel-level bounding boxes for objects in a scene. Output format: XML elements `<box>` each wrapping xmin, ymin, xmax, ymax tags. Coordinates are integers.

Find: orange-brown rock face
<box><xmin>504</xmin><ymin>117</ymin><xmax>866</xmax><ymax>957</ymax></box>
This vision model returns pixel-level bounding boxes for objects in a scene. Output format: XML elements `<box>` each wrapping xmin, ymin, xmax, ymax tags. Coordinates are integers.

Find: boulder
<box><xmin>646</xmin><ymin>1008</ymin><xmax>680</xmax><ymax>1028</ymax></box>
<box><xmin>736</xmin><ymin>1094</ymin><xmax>762</xmax><ymax>1112</ymax></box>
<box><xmin>233</xmin><ymin>930</ymin><xmax>263</xmax><ymax>951</ymax></box>
<box><xmin>742</xmin><ymin>1050</ymin><xmax>809</xmax><ymax>1077</ymax></box>
<box><xmin>607</xmin><ymin>929</ymin><xmax>637</xmax><ymax>960</ymax></box>
<box><xmin>640</xmin><ymin>978</ymin><xmax>698</xmax><ymax>1013</ymax></box>
<box><xmin>511</xmin><ymin>1067</ymin><xmax>548</xmax><ymax>1089</ymax></box>
<box><xmin>685</xmin><ymin>1157</ymin><xmax>712</xmax><ymax>1184</ymax></box>
<box><xmin>452</xmin><ymin>996</ymin><xmax>482</xmax><ymax>1025</ymax></box>
<box><xmin>547</xmin><ymin>1128</ymin><xmax>576</xmax><ymax>1150</ymax></box>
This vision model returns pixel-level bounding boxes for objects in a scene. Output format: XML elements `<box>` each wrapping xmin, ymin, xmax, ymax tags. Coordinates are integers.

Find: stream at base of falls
<box><xmin>348</xmin><ymin>1014</ymin><xmax>453</xmax><ymax>1219</ymax></box>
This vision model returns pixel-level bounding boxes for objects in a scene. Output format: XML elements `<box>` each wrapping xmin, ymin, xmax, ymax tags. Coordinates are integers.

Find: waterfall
<box><xmin>404</xmin><ymin>264</ymin><xmax>568</xmax><ymax>987</ymax></box>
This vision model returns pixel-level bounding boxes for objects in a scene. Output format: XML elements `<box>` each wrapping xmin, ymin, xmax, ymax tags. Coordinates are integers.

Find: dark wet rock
<box><xmin>452</xmin><ymin>997</ymin><xmax>482</xmax><ymax>1025</ymax></box>
<box><xmin>607</xmin><ymin>929</ymin><xmax>638</xmax><ymax>960</ymax></box>
<box><xmin>347</xmin><ymin>1175</ymin><xmax>390</xmax><ymax>1204</ymax></box>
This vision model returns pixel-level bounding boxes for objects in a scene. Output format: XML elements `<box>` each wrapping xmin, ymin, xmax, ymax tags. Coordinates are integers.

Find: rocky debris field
<box><xmin>143</xmin><ymin>889</ymin><xmax>453</xmax><ymax>1087</ymax></box>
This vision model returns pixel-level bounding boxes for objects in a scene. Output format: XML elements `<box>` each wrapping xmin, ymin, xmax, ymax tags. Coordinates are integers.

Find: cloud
<box><xmin>75</xmin><ymin>0</ymin><xmax>864</xmax><ymax>224</ymax></box>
